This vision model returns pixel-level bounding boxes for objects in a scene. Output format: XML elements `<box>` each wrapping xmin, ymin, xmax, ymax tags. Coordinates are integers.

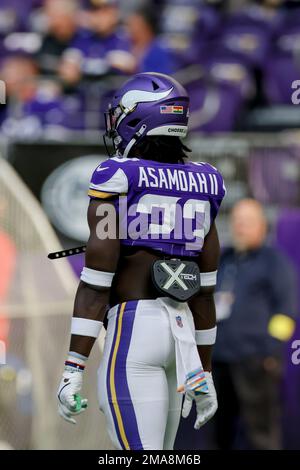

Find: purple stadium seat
<box><xmin>204</xmin><ymin>56</ymin><xmax>254</xmax><ymax>101</ymax></box>
<box><xmin>161</xmin><ymin>1</ymin><xmax>221</xmax><ymax>66</ymax></box>
<box><xmin>216</xmin><ymin>5</ymin><xmax>282</xmax><ymax>68</ymax></box>
<box><xmin>0</xmin><ymin>0</ymin><xmax>42</xmax><ymax>33</ymax></box>
<box><xmin>185</xmin><ymin>76</ymin><xmax>244</xmax><ymax>132</ymax></box>
<box><xmin>249</xmin><ymin>146</ymin><xmax>300</xmax><ymax>205</ymax></box>
<box><xmin>263</xmin><ymin>13</ymin><xmax>300</xmax><ymax>104</ymax></box>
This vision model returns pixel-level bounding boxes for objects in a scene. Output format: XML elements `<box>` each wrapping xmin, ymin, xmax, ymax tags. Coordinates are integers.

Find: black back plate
<box><xmin>151</xmin><ymin>259</ymin><xmax>201</xmax><ymax>302</ymax></box>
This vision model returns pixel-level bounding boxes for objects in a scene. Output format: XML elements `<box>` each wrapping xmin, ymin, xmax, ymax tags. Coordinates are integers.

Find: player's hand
<box><xmin>57</xmin><ymin>369</ymin><xmax>88</xmax><ymax>424</ymax></box>
<box><xmin>180</xmin><ymin>371</ymin><xmax>218</xmax><ymax>429</ymax></box>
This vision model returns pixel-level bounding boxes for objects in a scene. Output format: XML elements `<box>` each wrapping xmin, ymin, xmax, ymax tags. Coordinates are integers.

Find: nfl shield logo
<box><xmin>176</xmin><ymin>316</ymin><xmax>183</xmax><ymax>328</ymax></box>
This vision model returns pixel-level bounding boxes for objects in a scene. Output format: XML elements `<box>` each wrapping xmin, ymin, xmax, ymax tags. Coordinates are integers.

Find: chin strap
<box><xmin>123</xmin><ymin>124</ymin><xmax>147</xmax><ymax>158</ymax></box>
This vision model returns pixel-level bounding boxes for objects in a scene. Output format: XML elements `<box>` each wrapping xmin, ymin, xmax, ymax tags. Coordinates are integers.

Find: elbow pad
<box><xmin>71</xmin><ymin>317</ymin><xmax>103</xmax><ymax>338</ymax></box>
<box><xmin>195</xmin><ymin>326</ymin><xmax>217</xmax><ymax>345</ymax></box>
<box><xmin>200</xmin><ymin>271</ymin><xmax>217</xmax><ymax>287</ymax></box>
<box><xmin>80</xmin><ymin>267</ymin><xmax>114</xmax><ymax>287</ymax></box>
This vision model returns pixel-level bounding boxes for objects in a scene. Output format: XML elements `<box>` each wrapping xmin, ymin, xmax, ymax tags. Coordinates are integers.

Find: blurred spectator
<box><xmin>212</xmin><ymin>199</ymin><xmax>297</xmax><ymax>449</ymax></box>
<box><xmin>125</xmin><ymin>6</ymin><xmax>178</xmax><ymax>74</ymax></box>
<box><xmin>0</xmin><ymin>55</ymin><xmax>39</xmax><ymax>115</ymax></box>
<box><xmin>0</xmin><ymin>55</ymin><xmax>85</xmax><ymax>136</ymax></box>
<box><xmin>36</xmin><ymin>0</ymin><xmax>80</xmax><ymax>76</ymax></box>
<box><xmin>0</xmin><ymin>54</ymin><xmax>42</xmax><ymax>134</ymax></box>
<box><xmin>60</xmin><ymin>0</ymin><xmax>135</xmax><ymax>85</ymax></box>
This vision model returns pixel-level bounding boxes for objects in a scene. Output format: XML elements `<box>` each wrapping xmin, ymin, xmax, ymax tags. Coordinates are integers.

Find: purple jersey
<box><xmin>88</xmin><ymin>156</ymin><xmax>226</xmax><ymax>257</ymax></box>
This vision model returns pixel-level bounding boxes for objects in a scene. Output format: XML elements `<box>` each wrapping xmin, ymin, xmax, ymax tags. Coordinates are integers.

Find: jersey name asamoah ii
<box><xmin>88</xmin><ymin>156</ymin><xmax>226</xmax><ymax>257</ymax></box>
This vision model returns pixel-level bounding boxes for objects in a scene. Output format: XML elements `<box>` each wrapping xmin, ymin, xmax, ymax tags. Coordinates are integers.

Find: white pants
<box><xmin>97</xmin><ymin>299</ymin><xmax>195</xmax><ymax>450</ymax></box>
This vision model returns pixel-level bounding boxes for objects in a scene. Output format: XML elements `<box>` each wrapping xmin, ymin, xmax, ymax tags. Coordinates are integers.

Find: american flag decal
<box><xmin>160</xmin><ymin>105</ymin><xmax>184</xmax><ymax>114</ymax></box>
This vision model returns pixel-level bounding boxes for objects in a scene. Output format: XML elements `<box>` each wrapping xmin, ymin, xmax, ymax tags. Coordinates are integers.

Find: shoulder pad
<box><xmin>88</xmin><ymin>158</ymin><xmax>129</xmax><ymax>199</ymax></box>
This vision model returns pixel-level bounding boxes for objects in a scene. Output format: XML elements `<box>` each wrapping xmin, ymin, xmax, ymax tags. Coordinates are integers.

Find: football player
<box><xmin>57</xmin><ymin>72</ymin><xmax>226</xmax><ymax>450</ymax></box>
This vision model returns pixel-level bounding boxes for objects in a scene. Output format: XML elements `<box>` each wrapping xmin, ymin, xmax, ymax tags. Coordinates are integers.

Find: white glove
<box><xmin>181</xmin><ymin>371</ymin><xmax>218</xmax><ymax>430</ymax></box>
<box><xmin>57</xmin><ymin>364</ymin><xmax>88</xmax><ymax>425</ymax></box>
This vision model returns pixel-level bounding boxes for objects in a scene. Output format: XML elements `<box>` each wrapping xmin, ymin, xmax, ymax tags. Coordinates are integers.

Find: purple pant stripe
<box><xmin>114</xmin><ymin>300</ymin><xmax>143</xmax><ymax>450</ymax></box>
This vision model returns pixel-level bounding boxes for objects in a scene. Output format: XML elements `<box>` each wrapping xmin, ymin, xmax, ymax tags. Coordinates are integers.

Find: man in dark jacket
<box><xmin>213</xmin><ymin>198</ymin><xmax>297</xmax><ymax>450</ymax></box>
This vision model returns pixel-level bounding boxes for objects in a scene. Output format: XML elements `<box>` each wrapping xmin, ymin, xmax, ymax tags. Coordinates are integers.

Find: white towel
<box><xmin>157</xmin><ymin>297</ymin><xmax>203</xmax><ymax>389</ymax></box>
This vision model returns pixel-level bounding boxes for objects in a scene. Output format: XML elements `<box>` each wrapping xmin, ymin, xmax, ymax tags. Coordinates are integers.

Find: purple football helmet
<box><xmin>104</xmin><ymin>72</ymin><xmax>190</xmax><ymax>157</ymax></box>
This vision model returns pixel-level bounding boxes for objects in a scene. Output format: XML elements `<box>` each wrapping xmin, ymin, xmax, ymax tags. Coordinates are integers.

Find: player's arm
<box><xmin>70</xmin><ymin>199</ymin><xmax>120</xmax><ymax>357</ymax></box>
<box><xmin>183</xmin><ymin>222</ymin><xmax>220</xmax><ymax>429</ymax></box>
<box><xmin>188</xmin><ymin>221</ymin><xmax>220</xmax><ymax>372</ymax></box>
<box><xmin>57</xmin><ymin>198</ymin><xmax>120</xmax><ymax>424</ymax></box>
